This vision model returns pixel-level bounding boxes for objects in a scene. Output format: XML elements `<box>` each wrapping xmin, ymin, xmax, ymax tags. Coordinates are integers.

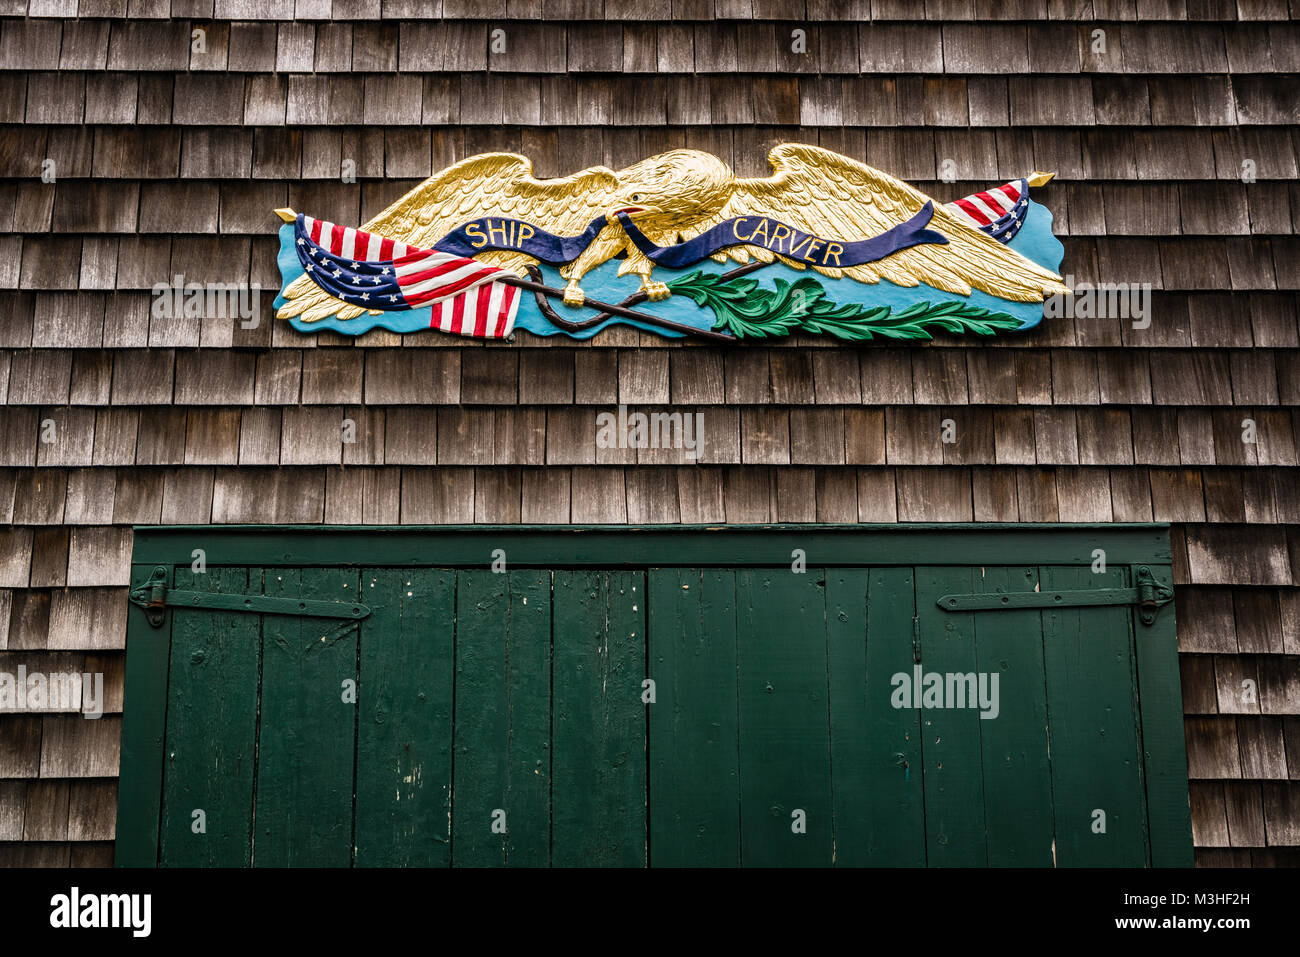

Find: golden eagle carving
<box><xmin>274</xmin><ymin>144</ymin><xmax>1069</xmax><ymax>342</ymax></box>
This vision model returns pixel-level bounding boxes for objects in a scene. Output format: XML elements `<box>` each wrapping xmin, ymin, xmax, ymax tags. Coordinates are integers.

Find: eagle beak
<box><xmin>607</xmin><ymin>205</ymin><xmax>658</xmax><ymax>225</ymax></box>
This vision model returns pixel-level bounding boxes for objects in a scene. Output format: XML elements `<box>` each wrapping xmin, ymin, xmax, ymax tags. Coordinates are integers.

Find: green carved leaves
<box><xmin>666</xmin><ymin>270</ymin><xmax>1026</xmax><ymax>341</ymax></box>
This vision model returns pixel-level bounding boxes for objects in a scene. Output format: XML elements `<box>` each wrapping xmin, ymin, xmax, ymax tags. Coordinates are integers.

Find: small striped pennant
<box><xmin>945</xmin><ymin>179</ymin><xmax>1032</xmax><ymax>243</ymax></box>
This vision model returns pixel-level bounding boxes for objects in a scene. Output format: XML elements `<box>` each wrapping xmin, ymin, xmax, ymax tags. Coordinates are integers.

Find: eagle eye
<box><xmin>630</xmin><ymin>193</ymin><xmax>643</xmax><ymax>202</ymax></box>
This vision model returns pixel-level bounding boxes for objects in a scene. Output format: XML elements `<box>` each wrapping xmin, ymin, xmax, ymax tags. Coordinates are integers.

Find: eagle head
<box><xmin>607</xmin><ymin>150</ymin><xmax>734</xmax><ymax>231</ymax></box>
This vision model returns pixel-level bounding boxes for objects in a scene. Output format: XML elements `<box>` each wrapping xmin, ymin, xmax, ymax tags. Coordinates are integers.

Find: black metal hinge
<box><xmin>935</xmin><ymin>565</ymin><xmax>1174</xmax><ymax>626</ymax></box>
<box><xmin>129</xmin><ymin>566</ymin><xmax>372</xmax><ymax>629</ymax></box>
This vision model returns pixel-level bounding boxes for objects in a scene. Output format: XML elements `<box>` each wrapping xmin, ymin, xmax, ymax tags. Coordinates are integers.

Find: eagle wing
<box><xmin>278</xmin><ymin>153</ymin><xmax>622</xmax><ymax>322</ymax></box>
<box><xmin>692</xmin><ymin>143</ymin><xmax>1068</xmax><ymax>304</ymax></box>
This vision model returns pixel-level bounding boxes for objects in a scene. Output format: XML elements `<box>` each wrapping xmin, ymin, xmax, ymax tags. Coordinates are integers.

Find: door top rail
<box><xmin>130</xmin><ymin>524</ymin><xmax>1171</xmax><ymax>569</ymax></box>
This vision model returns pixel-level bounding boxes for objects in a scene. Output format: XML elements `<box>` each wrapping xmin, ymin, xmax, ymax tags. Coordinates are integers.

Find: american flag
<box><xmin>293</xmin><ymin>214</ymin><xmax>520</xmax><ymax>338</ymax></box>
<box><xmin>945</xmin><ymin>179</ymin><xmax>1031</xmax><ymax>243</ymax></box>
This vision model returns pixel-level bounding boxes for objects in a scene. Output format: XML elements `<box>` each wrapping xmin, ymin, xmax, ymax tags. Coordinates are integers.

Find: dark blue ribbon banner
<box><xmin>428</xmin><ymin>203</ymin><xmax>947</xmax><ymax>270</ymax></box>
<box><xmin>616</xmin><ymin>201</ymin><xmax>947</xmax><ymax>269</ymax></box>
<box><xmin>433</xmin><ymin>214</ymin><xmax>609</xmax><ymax>264</ymax></box>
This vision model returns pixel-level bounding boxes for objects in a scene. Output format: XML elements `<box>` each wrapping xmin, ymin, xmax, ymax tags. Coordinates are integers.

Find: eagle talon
<box><xmin>642</xmin><ymin>280</ymin><xmax>671</xmax><ymax>302</ymax></box>
<box><xmin>562</xmin><ymin>282</ymin><xmax>586</xmax><ymax>308</ymax></box>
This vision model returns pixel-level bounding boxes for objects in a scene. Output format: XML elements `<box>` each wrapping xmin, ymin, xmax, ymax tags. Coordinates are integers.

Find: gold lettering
<box><xmin>517</xmin><ymin>223</ymin><xmax>535</xmax><ymax>245</ymax></box>
<box><xmin>465</xmin><ymin>223</ymin><xmax>488</xmax><ymax>248</ymax></box>
<box><xmin>804</xmin><ymin>239</ymin><xmax>823</xmax><ymax>259</ymax></box>
<box><xmin>487</xmin><ymin>220</ymin><xmax>510</xmax><ymax>246</ymax></box>
<box><xmin>769</xmin><ymin>224</ymin><xmax>791</xmax><ymax>252</ymax></box>
<box><xmin>822</xmin><ymin>242</ymin><xmax>844</xmax><ymax>266</ymax></box>
<box><xmin>788</xmin><ymin>232</ymin><xmax>813</xmax><ymax>258</ymax></box>
<box><xmin>749</xmin><ymin>219</ymin><xmax>770</xmax><ymax>245</ymax></box>
<box><xmin>731</xmin><ymin>218</ymin><xmax>753</xmax><ymax>242</ymax></box>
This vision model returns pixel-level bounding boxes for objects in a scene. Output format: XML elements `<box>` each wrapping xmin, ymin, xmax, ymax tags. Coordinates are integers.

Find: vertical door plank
<box><xmin>824</xmin><ymin>567</ymin><xmax>869</xmax><ymax>866</ymax></box>
<box><xmin>647</xmin><ymin>567</ymin><xmax>740</xmax><ymax>867</ymax></box>
<box><xmin>971</xmin><ymin>566</ymin><xmax>1055</xmax><ymax>866</ymax></box>
<box><xmin>159</xmin><ymin>566</ymin><xmax>259</xmax><ymax>866</ymax></box>
<box><xmin>451</xmin><ymin>570</ymin><xmax>509</xmax><ymax>867</ymax></box>
<box><xmin>452</xmin><ymin>569</ymin><xmax>551</xmax><ymax>867</ymax></box>
<box><xmin>828</xmin><ymin>566</ymin><xmax>926</xmax><ymax>865</ymax></box>
<box><xmin>253</xmin><ymin>567</ymin><xmax>360</xmax><ymax>867</ymax></box>
<box><xmin>355</xmin><ymin>567</ymin><xmax>455</xmax><ymax>866</ymax></box>
<box><xmin>1133</xmin><ymin>564</ymin><xmax>1194</xmax><ymax>866</ymax></box>
<box><xmin>915</xmin><ymin>566</ymin><xmax>989</xmax><ymax>866</ymax></box>
<box><xmin>736</xmin><ymin>568</ymin><xmax>833</xmax><ymax>867</ymax></box>
<box><xmin>115</xmin><ymin>564</ymin><xmax>178</xmax><ymax>867</ymax></box>
<box><xmin>1042</xmin><ymin>565</ymin><xmax>1149</xmax><ymax>866</ymax></box>
<box><xmin>552</xmin><ymin>569</ymin><xmax>647</xmax><ymax>867</ymax></box>
<box><xmin>503</xmin><ymin>569</ymin><xmax>552</xmax><ymax>866</ymax></box>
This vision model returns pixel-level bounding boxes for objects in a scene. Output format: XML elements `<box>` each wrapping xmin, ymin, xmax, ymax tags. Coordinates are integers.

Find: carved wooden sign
<box><xmin>274</xmin><ymin>144</ymin><xmax>1067</xmax><ymax>343</ymax></box>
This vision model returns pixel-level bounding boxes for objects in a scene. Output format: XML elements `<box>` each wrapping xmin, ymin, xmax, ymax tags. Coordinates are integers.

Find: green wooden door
<box><xmin>117</xmin><ymin>526</ymin><xmax>1192</xmax><ymax>868</ymax></box>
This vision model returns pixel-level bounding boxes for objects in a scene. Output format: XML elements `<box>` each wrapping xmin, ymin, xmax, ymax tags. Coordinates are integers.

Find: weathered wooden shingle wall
<box><xmin>0</xmin><ymin>0</ymin><xmax>1297</xmax><ymax>867</ymax></box>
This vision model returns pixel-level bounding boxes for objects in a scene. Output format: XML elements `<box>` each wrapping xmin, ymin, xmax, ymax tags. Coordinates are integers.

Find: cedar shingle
<box><xmin>790</xmin><ymin>408</ymin><xmax>844</xmax><ymax>465</ymax></box>
<box><xmin>521</xmin><ymin>468</ymin><xmax>572</xmax><ymax>524</ymax></box>
<box><xmin>887</xmin><ymin>407</ymin><xmax>943</xmax><ymax>465</ymax></box>
<box><xmin>1187</xmin><ymin>525</ymin><xmax>1293</xmax><ymax>585</ymax></box>
<box><xmin>28</xmin><ymin>527</ymin><xmax>68</xmax><ymax>589</ymax></box>
<box><xmin>1263</xmin><ymin>783</ymin><xmax>1300</xmax><ymax>845</ymax></box>
<box><xmin>843</xmin><ymin>408</ymin><xmax>885</xmax><ymax>465</ymax></box>
<box><xmin>740</xmin><ymin>408</ymin><xmax>789</xmax><ymax>465</ymax></box>
<box><xmin>7</xmin><ymin>588</ymin><xmax>51</xmax><ymax>648</ymax></box>
<box><xmin>1032</xmin><ymin>408</ymin><xmax>1078</xmax><ymax>464</ymax></box>
<box><xmin>1150</xmin><ymin>351</ymin><xmax>1233</xmax><ymax>405</ymax></box>
<box><xmin>364</xmin><ymin>351</ymin><xmax>459</xmax><ymax>404</ymax></box>
<box><xmin>1238</xmin><ymin>716</ymin><xmax>1288</xmax><ymax>778</ymax></box>
<box><xmin>1189</xmin><ymin>782</ymin><xmax>1230</xmax><ymax>846</ymax></box>
<box><xmin>1213</xmin><ymin>409</ymin><xmax>1260</xmax><ymax>466</ymax></box>
<box><xmin>774</xmin><ymin>469</ymin><xmax>816</xmax><ymax>524</ymax></box>
<box><xmin>19</xmin><ymin>237</ymin><xmax>80</xmax><ymax>291</ymax></box>
<box><xmin>1188</xmin><ymin>293</ymin><xmax>1254</xmax><ymax>349</ymax></box>
<box><xmin>721</xmin><ymin>466</ymin><xmax>773</xmax><ymax>523</ymax></box>
<box><xmin>570</xmin><ymin>468</ymin><xmax>627</xmax><ymax>524</ymax></box>
<box><xmin>814</xmin><ymin>470</ymin><xmax>857</xmax><ymax>523</ymax></box>
<box><xmin>895</xmin><ymin>468</ymin><xmax>972</xmax><ymax>521</ymax></box>
<box><xmin>134</xmin><ymin>408</ymin><xmax>187</xmax><ymax>466</ymax></box>
<box><xmin>574</xmin><ymin>350</ymin><xmax>618</xmax><ymax>405</ymax></box>
<box><xmin>300</xmin><ymin>350</ymin><xmax>364</xmax><ymax>405</ymax></box>
<box><xmin>612</xmin><ymin>350</ymin><xmax>668</xmax><ymax>406</ymax></box>
<box><xmin>1175</xmin><ymin>409</ymin><xmax>1216</xmax><ymax>466</ymax></box>
<box><xmin>860</xmin><ymin>349</ymin><xmax>913</xmax><ymax>404</ymax></box>
<box><xmin>64</xmin><ymin>469</ymin><xmax>115</xmax><ymax>526</ymax></box>
<box><xmin>911</xmin><ymin>350</ymin><xmax>968</xmax><ymax>404</ymax></box>
<box><xmin>940</xmin><ymin>406</ymin><xmax>993</xmax><ymax>465</ymax></box>
<box><xmin>492</xmin><ymin>408</ymin><xmax>544</xmax><ymax>466</ymax></box>
<box><xmin>1255</xmin><ymin>411</ymin><xmax>1299</xmax><ymax>467</ymax></box>
<box><xmin>993</xmin><ymin>409</ymin><xmax>1035</xmax><ymax>465</ymax></box>
<box><xmin>941</xmin><ymin>23</ymin><xmax>1028</xmax><ymax>73</ymax></box>
<box><xmin>515</xmin><ymin>351</ymin><xmax>574</xmax><ymax>405</ymax></box>
<box><xmin>967</xmin><ymin>76</ymin><xmax>1009</xmax><ymax>127</ymax></box>
<box><xmin>437</xmin><ymin>408</ymin><xmax>493</xmax><ymax>466</ymax></box>
<box><xmin>1213</xmin><ymin>128</ymin><xmax>1299</xmax><ymax>179</ymax></box>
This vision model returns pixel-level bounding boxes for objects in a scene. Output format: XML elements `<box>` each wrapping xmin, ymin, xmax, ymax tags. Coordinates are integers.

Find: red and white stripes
<box><xmin>945</xmin><ymin>180</ymin><xmax>1025</xmax><ymax>229</ymax></box>
<box><xmin>428</xmin><ymin>281</ymin><xmax>520</xmax><ymax>339</ymax></box>
<box><xmin>302</xmin><ymin>215</ymin><xmax>414</xmax><ymax>261</ymax></box>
